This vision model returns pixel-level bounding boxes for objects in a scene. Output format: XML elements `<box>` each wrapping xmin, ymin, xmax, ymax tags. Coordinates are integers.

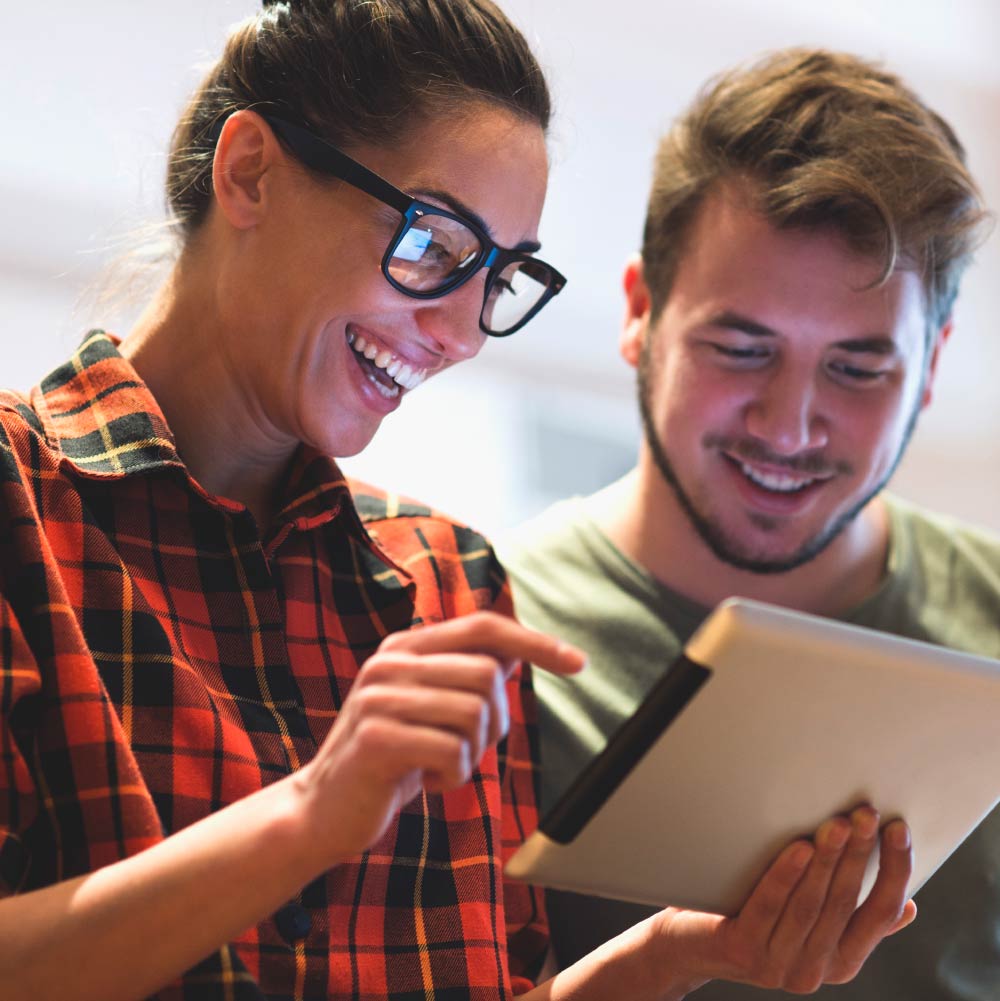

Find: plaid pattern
<box><xmin>0</xmin><ymin>332</ymin><xmax>547</xmax><ymax>1000</ymax></box>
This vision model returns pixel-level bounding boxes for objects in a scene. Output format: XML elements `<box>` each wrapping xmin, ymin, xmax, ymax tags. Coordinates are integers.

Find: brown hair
<box><xmin>641</xmin><ymin>49</ymin><xmax>989</xmax><ymax>329</ymax></box>
<box><xmin>166</xmin><ymin>0</ymin><xmax>551</xmax><ymax>239</ymax></box>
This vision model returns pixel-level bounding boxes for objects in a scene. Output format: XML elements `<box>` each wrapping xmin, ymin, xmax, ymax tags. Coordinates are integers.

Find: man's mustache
<box><xmin>703</xmin><ymin>433</ymin><xmax>853</xmax><ymax>477</ymax></box>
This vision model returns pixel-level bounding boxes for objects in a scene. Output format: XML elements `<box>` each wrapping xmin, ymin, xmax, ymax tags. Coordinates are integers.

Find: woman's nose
<box><xmin>414</xmin><ymin>276</ymin><xmax>490</xmax><ymax>362</ymax></box>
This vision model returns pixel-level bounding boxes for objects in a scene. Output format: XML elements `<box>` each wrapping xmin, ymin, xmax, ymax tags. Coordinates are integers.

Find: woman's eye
<box><xmin>424</xmin><ymin>241</ymin><xmax>454</xmax><ymax>266</ymax></box>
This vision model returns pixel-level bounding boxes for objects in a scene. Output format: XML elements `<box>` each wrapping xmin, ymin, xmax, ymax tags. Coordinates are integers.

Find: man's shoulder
<box><xmin>499</xmin><ymin>497</ymin><xmax>591</xmax><ymax>568</ymax></box>
<box><xmin>871</xmin><ymin>495</ymin><xmax>1000</xmax><ymax>656</ymax></box>
<box><xmin>886</xmin><ymin>494</ymin><xmax>1000</xmax><ymax>564</ymax></box>
<box><xmin>498</xmin><ymin>495</ymin><xmax>631</xmax><ymax>632</ymax></box>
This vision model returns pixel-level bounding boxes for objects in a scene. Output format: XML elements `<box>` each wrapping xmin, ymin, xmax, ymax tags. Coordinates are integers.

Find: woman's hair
<box><xmin>167</xmin><ymin>0</ymin><xmax>551</xmax><ymax>240</ymax></box>
<box><xmin>641</xmin><ymin>49</ymin><xmax>990</xmax><ymax>330</ymax></box>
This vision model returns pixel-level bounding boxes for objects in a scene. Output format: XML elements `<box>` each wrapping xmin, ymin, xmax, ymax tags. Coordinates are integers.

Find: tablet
<box><xmin>505</xmin><ymin>597</ymin><xmax>1000</xmax><ymax>916</ymax></box>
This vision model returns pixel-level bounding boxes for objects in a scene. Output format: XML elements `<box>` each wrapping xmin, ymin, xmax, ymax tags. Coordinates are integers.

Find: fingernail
<box><xmin>888</xmin><ymin>821</ymin><xmax>911</xmax><ymax>850</ymax></box>
<box><xmin>852</xmin><ymin>807</ymin><xmax>879</xmax><ymax>839</ymax></box>
<box><xmin>822</xmin><ymin>819</ymin><xmax>850</xmax><ymax>851</ymax></box>
<box><xmin>791</xmin><ymin>842</ymin><xmax>814</xmax><ymax>868</ymax></box>
<box><xmin>563</xmin><ymin>646</ymin><xmax>588</xmax><ymax>672</ymax></box>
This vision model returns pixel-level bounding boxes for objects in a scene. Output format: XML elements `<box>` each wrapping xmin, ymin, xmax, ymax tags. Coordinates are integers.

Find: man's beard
<box><xmin>636</xmin><ymin>335</ymin><xmax>922</xmax><ymax>576</ymax></box>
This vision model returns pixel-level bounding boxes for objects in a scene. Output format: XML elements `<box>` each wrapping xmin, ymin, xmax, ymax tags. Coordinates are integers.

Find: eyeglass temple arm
<box><xmin>262</xmin><ymin>116</ymin><xmax>413</xmax><ymax>215</ymax></box>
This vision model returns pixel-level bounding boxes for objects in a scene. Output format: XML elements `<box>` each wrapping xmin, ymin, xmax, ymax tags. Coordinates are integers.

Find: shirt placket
<box><xmin>223</xmin><ymin>510</ymin><xmax>322</xmax><ymax>999</ymax></box>
<box><xmin>222</xmin><ymin>510</ymin><xmax>315</xmax><ymax>777</ymax></box>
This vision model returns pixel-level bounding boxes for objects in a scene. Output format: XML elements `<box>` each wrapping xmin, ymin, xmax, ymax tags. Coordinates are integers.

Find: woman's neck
<box><xmin>120</xmin><ymin>262</ymin><xmax>296</xmax><ymax>531</ymax></box>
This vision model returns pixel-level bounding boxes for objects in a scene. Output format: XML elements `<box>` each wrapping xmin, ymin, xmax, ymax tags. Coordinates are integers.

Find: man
<box><xmin>502</xmin><ymin>49</ymin><xmax>995</xmax><ymax>999</ymax></box>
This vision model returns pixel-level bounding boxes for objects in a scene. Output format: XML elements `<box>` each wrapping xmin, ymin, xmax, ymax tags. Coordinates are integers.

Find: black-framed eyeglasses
<box><xmin>256</xmin><ymin>114</ymin><xmax>566</xmax><ymax>337</ymax></box>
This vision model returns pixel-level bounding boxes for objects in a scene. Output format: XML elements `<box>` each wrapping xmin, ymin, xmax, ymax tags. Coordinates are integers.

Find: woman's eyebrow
<box><xmin>415</xmin><ymin>187</ymin><xmax>541</xmax><ymax>253</ymax></box>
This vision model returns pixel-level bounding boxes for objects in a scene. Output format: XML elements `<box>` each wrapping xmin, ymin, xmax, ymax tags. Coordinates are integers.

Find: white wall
<box><xmin>2</xmin><ymin>0</ymin><xmax>998</xmax><ymax>538</ymax></box>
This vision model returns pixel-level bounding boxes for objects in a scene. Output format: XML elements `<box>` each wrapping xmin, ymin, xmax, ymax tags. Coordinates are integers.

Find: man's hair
<box><xmin>166</xmin><ymin>0</ymin><xmax>551</xmax><ymax>240</ymax></box>
<box><xmin>641</xmin><ymin>49</ymin><xmax>989</xmax><ymax>328</ymax></box>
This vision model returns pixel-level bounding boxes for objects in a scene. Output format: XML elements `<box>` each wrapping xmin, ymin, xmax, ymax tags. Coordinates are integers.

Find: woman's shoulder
<box><xmin>0</xmin><ymin>388</ymin><xmax>59</xmax><ymax>484</ymax></box>
<box><xmin>348</xmin><ymin>477</ymin><xmax>506</xmax><ymax>610</ymax></box>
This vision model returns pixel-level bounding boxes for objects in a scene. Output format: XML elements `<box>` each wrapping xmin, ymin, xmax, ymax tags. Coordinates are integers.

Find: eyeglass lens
<box><xmin>386</xmin><ymin>211</ymin><xmax>552</xmax><ymax>333</ymax></box>
<box><xmin>388</xmin><ymin>215</ymin><xmax>481</xmax><ymax>293</ymax></box>
<box><xmin>482</xmin><ymin>260</ymin><xmax>552</xmax><ymax>333</ymax></box>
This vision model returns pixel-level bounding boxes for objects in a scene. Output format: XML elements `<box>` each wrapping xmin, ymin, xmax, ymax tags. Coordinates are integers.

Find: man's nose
<box><xmin>743</xmin><ymin>364</ymin><xmax>829</xmax><ymax>456</ymax></box>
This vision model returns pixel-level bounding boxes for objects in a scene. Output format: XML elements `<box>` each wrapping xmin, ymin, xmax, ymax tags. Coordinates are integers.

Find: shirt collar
<box><xmin>32</xmin><ymin>331</ymin><xmax>405</xmax><ymax>573</ymax></box>
<box><xmin>32</xmin><ymin>330</ymin><xmax>183</xmax><ymax>477</ymax></box>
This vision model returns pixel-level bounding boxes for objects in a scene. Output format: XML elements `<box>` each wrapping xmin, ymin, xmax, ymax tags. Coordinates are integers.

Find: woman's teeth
<box><xmin>347</xmin><ymin>332</ymin><xmax>426</xmax><ymax>394</ymax></box>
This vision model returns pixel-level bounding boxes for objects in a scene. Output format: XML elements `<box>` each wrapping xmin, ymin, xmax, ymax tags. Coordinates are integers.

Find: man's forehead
<box><xmin>666</xmin><ymin>190</ymin><xmax>933</xmax><ymax>355</ymax></box>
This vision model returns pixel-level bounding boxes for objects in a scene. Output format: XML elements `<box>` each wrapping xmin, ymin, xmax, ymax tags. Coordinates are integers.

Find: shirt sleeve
<box><xmin>495</xmin><ymin>582</ymin><xmax>551</xmax><ymax>991</ymax></box>
<box><xmin>0</xmin><ymin>589</ymin><xmax>42</xmax><ymax>896</ymax></box>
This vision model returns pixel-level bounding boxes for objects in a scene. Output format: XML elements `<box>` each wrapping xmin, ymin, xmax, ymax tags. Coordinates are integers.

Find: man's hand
<box><xmin>655</xmin><ymin>805</ymin><xmax>915</xmax><ymax>995</ymax></box>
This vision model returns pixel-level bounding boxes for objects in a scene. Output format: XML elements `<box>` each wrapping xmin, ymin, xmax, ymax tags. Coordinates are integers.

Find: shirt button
<box><xmin>274</xmin><ymin>903</ymin><xmax>312</xmax><ymax>943</ymax></box>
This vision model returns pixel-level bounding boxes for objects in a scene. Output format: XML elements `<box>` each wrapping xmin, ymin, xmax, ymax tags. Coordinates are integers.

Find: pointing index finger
<box><xmin>380</xmin><ymin>611</ymin><xmax>587</xmax><ymax>677</ymax></box>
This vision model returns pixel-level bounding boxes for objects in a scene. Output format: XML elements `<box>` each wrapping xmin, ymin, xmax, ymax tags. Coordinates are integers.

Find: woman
<box><xmin>0</xmin><ymin>2</ymin><xmax>915</xmax><ymax>999</ymax></box>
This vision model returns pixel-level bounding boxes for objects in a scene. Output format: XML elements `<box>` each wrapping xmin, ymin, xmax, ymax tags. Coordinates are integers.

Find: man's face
<box><xmin>625</xmin><ymin>184</ymin><xmax>942</xmax><ymax>574</ymax></box>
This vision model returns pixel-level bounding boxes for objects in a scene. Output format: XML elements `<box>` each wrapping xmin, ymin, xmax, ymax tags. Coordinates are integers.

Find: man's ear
<box><xmin>921</xmin><ymin>318</ymin><xmax>953</xmax><ymax>409</ymax></box>
<box><xmin>620</xmin><ymin>253</ymin><xmax>652</xmax><ymax>369</ymax></box>
<box><xmin>211</xmin><ymin>110</ymin><xmax>284</xmax><ymax>230</ymax></box>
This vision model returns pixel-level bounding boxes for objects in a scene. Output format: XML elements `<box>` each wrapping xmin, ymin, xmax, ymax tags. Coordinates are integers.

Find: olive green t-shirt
<box><xmin>501</xmin><ymin>494</ymin><xmax>1000</xmax><ymax>1000</ymax></box>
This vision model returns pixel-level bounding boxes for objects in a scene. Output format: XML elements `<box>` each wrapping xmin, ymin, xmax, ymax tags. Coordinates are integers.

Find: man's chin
<box><xmin>693</xmin><ymin>514</ymin><xmax>848</xmax><ymax>576</ymax></box>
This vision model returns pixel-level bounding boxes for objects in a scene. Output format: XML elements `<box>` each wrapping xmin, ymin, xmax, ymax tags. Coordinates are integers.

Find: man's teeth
<box><xmin>347</xmin><ymin>333</ymin><xmax>426</xmax><ymax>391</ymax></box>
<box><xmin>740</xmin><ymin>462</ymin><xmax>821</xmax><ymax>493</ymax></box>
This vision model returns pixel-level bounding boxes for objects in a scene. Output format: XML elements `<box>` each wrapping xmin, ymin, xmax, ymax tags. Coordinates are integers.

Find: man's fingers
<box><xmin>379</xmin><ymin>611</ymin><xmax>587</xmax><ymax>677</ymax></box>
<box><xmin>795</xmin><ymin>807</ymin><xmax>881</xmax><ymax>954</ymax></box>
<box><xmin>887</xmin><ymin>899</ymin><xmax>918</xmax><ymax>936</ymax></box>
<box><xmin>721</xmin><ymin>813</ymin><xmax>915</xmax><ymax>993</ymax></box>
<box><xmin>836</xmin><ymin>820</ymin><xmax>914</xmax><ymax>971</ymax></box>
<box><xmin>736</xmin><ymin>839</ymin><xmax>814</xmax><ymax>938</ymax></box>
<box><xmin>765</xmin><ymin>815</ymin><xmax>854</xmax><ymax>960</ymax></box>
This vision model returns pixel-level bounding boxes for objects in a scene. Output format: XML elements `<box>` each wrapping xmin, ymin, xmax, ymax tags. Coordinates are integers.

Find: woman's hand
<box><xmin>294</xmin><ymin>611</ymin><xmax>586</xmax><ymax>865</ymax></box>
<box><xmin>652</xmin><ymin>805</ymin><xmax>915</xmax><ymax>996</ymax></box>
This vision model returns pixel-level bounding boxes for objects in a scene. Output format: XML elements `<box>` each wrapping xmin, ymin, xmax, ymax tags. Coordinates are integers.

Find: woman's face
<box><xmin>212</xmin><ymin>103</ymin><xmax>550</xmax><ymax>459</ymax></box>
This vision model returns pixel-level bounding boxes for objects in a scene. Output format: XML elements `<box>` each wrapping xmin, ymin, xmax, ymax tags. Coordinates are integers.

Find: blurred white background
<box><xmin>2</xmin><ymin>0</ymin><xmax>998</xmax><ymax>538</ymax></box>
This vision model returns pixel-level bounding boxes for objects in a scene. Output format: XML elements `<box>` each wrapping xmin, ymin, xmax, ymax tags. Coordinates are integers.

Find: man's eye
<box><xmin>829</xmin><ymin>360</ymin><xmax>884</xmax><ymax>382</ymax></box>
<box><xmin>711</xmin><ymin>343</ymin><xmax>769</xmax><ymax>360</ymax></box>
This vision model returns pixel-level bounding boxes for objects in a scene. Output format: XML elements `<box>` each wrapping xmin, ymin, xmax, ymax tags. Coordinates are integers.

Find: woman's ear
<box><xmin>620</xmin><ymin>253</ymin><xmax>652</xmax><ymax>369</ymax></box>
<box><xmin>211</xmin><ymin>110</ymin><xmax>284</xmax><ymax>230</ymax></box>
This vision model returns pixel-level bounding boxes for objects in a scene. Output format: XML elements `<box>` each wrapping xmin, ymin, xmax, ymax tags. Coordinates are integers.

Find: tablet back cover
<box><xmin>506</xmin><ymin>598</ymin><xmax>1000</xmax><ymax>915</ymax></box>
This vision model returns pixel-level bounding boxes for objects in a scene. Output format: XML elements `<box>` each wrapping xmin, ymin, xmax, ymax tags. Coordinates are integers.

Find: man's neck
<box><xmin>592</xmin><ymin>467</ymin><xmax>891</xmax><ymax>618</ymax></box>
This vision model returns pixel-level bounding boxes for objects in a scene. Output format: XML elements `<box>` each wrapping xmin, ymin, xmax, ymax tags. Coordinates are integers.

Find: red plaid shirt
<box><xmin>0</xmin><ymin>332</ymin><xmax>547</xmax><ymax>999</ymax></box>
